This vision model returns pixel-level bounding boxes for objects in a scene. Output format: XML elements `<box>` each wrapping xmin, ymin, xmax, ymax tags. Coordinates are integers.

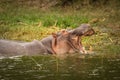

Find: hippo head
<box><xmin>51</xmin><ymin>24</ymin><xmax>95</xmax><ymax>54</ymax></box>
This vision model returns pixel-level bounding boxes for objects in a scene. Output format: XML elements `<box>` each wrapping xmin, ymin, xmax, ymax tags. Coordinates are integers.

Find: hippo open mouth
<box><xmin>52</xmin><ymin>24</ymin><xmax>95</xmax><ymax>54</ymax></box>
<box><xmin>69</xmin><ymin>24</ymin><xmax>95</xmax><ymax>53</ymax></box>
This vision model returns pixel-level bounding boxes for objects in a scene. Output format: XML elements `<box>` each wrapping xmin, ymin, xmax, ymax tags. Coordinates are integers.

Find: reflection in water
<box><xmin>0</xmin><ymin>54</ymin><xmax>120</xmax><ymax>80</ymax></box>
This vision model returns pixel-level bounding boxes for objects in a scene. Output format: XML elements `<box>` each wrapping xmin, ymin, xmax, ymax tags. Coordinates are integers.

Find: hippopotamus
<box><xmin>0</xmin><ymin>24</ymin><xmax>95</xmax><ymax>57</ymax></box>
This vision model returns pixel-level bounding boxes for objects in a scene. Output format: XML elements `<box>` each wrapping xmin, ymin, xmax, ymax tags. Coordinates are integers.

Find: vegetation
<box><xmin>0</xmin><ymin>0</ymin><xmax>120</xmax><ymax>55</ymax></box>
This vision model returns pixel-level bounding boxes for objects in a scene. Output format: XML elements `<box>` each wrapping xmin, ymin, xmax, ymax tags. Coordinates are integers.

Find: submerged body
<box><xmin>0</xmin><ymin>24</ymin><xmax>95</xmax><ymax>57</ymax></box>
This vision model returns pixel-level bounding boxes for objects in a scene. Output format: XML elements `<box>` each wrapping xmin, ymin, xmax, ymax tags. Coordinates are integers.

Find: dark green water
<box><xmin>0</xmin><ymin>54</ymin><xmax>120</xmax><ymax>80</ymax></box>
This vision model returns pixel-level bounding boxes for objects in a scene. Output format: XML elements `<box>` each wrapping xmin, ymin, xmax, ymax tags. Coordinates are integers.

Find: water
<box><xmin>0</xmin><ymin>54</ymin><xmax>120</xmax><ymax>80</ymax></box>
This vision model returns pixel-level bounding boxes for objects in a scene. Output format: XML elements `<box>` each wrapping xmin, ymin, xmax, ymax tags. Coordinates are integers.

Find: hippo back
<box><xmin>21</xmin><ymin>40</ymin><xmax>47</xmax><ymax>55</ymax></box>
<box><xmin>0</xmin><ymin>39</ymin><xmax>47</xmax><ymax>57</ymax></box>
<box><xmin>0</xmin><ymin>40</ymin><xmax>25</xmax><ymax>57</ymax></box>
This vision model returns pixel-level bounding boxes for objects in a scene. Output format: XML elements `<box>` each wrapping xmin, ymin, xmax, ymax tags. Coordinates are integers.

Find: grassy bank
<box><xmin>0</xmin><ymin>0</ymin><xmax>120</xmax><ymax>55</ymax></box>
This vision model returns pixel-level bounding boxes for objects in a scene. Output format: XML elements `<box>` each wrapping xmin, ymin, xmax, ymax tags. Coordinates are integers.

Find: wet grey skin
<box><xmin>0</xmin><ymin>24</ymin><xmax>95</xmax><ymax>57</ymax></box>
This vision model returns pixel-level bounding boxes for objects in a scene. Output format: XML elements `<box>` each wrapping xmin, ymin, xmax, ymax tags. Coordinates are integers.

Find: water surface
<box><xmin>0</xmin><ymin>54</ymin><xmax>120</xmax><ymax>80</ymax></box>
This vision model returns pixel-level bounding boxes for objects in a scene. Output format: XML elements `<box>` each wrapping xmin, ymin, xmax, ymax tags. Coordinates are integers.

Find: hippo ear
<box><xmin>52</xmin><ymin>33</ymin><xmax>57</xmax><ymax>38</ymax></box>
<box><xmin>52</xmin><ymin>33</ymin><xmax>57</xmax><ymax>47</ymax></box>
